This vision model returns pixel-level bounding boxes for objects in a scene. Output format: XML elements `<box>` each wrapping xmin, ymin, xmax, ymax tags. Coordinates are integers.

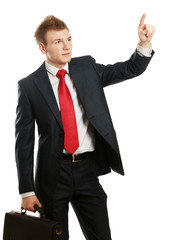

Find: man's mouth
<box><xmin>62</xmin><ymin>53</ymin><xmax>70</xmax><ymax>56</ymax></box>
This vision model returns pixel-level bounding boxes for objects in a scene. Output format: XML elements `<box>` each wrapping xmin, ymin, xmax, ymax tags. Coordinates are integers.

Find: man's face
<box><xmin>40</xmin><ymin>29</ymin><xmax>72</xmax><ymax>68</ymax></box>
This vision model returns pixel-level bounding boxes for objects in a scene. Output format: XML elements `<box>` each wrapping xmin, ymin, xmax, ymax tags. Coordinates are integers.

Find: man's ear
<box><xmin>39</xmin><ymin>42</ymin><xmax>47</xmax><ymax>54</ymax></box>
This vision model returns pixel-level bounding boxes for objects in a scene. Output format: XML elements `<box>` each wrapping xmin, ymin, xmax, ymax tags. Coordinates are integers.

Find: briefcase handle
<box><xmin>34</xmin><ymin>204</ymin><xmax>46</xmax><ymax>219</ymax></box>
<box><xmin>21</xmin><ymin>204</ymin><xmax>45</xmax><ymax>219</ymax></box>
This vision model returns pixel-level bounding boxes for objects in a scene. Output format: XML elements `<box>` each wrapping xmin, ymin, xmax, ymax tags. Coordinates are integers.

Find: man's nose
<box><xmin>63</xmin><ymin>41</ymin><xmax>69</xmax><ymax>50</ymax></box>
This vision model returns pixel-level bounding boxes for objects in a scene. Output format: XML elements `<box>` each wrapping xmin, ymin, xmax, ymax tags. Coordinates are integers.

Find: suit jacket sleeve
<box><xmin>15</xmin><ymin>82</ymin><xmax>35</xmax><ymax>194</ymax></box>
<box><xmin>90</xmin><ymin>49</ymin><xmax>154</xmax><ymax>87</ymax></box>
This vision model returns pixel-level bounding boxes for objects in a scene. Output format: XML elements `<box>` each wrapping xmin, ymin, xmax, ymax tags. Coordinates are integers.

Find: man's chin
<box><xmin>63</xmin><ymin>56</ymin><xmax>71</xmax><ymax>63</ymax></box>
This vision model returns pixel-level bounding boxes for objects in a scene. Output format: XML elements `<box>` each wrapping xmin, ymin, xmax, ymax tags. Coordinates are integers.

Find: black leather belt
<box><xmin>62</xmin><ymin>151</ymin><xmax>94</xmax><ymax>162</ymax></box>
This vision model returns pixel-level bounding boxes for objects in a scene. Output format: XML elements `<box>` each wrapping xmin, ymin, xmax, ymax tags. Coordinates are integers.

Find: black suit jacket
<box><xmin>15</xmin><ymin>51</ymin><xmax>154</xmax><ymax>206</ymax></box>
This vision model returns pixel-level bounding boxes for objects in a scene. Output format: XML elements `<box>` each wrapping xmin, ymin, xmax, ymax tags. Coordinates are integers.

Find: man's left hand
<box><xmin>138</xmin><ymin>13</ymin><xmax>156</xmax><ymax>48</ymax></box>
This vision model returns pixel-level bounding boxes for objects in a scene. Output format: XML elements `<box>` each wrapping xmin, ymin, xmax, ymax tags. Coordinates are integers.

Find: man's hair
<box><xmin>34</xmin><ymin>15</ymin><xmax>69</xmax><ymax>45</ymax></box>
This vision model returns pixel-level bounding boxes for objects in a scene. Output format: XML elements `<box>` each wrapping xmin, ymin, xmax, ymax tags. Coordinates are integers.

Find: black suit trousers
<box><xmin>46</xmin><ymin>156</ymin><xmax>112</xmax><ymax>240</ymax></box>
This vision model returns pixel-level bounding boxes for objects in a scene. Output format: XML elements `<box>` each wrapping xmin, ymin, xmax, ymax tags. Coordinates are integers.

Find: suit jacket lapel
<box><xmin>69</xmin><ymin>61</ymin><xmax>94</xmax><ymax>120</ymax></box>
<box><xmin>69</xmin><ymin>61</ymin><xmax>110</xmax><ymax>139</ymax></box>
<box><xmin>33</xmin><ymin>62</ymin><xmax>63</xmax><ymax>129</ymax></box>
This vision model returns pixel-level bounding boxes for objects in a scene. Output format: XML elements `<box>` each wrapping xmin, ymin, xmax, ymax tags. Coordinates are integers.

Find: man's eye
<box><xmin>56</xmin><ymin>40</ymin><xmax>60</xmax><ymax>44</ymax></box>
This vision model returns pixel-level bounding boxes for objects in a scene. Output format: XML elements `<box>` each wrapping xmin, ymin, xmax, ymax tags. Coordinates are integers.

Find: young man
<box><xmin>15</xmin><ymin>15</ymin><xmax>155</xmax><ymax>239</ymax></box>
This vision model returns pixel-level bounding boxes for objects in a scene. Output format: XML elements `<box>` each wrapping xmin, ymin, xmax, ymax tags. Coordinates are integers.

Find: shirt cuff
<box><xmin>21</xmin><ymin>191</ymin><xmax>35</xmax><ymax>199</ymax></box>
<box><xmin>137</xmin><ymin>44</ymin><xmax>152</xmax><ymax>57</ymax></box>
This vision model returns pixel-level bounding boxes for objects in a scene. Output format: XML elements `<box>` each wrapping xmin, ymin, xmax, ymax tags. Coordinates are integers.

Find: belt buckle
<box><xmin>72</xmin><ymin>154</ymin><xmax>81</xmax><ymax>163</ymax></box>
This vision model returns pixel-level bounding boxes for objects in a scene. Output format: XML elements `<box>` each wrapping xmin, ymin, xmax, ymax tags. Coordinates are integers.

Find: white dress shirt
<box><xmin>21</xmin><ymin>45</ymin><xmax>152</xmax><ymax>198</ymax></box>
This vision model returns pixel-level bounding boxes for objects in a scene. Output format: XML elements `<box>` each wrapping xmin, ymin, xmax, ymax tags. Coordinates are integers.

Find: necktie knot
<box><xmin>56</xmin><ymin>69</ymin><xmax>67</xmax><ymax>79</ymax></box>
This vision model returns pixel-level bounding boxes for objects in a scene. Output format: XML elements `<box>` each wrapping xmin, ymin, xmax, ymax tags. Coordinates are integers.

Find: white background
<box><xmin>0</xmin><ymin>0</ymin><xmax>183</xmax><ymax>239</ymax></box>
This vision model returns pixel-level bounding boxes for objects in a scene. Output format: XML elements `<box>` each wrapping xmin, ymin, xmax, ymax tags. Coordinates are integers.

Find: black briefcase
<box><xmin>3</xmin><ymin>205</ymin><xmax>63</xmax><ymax>240</ymax></box>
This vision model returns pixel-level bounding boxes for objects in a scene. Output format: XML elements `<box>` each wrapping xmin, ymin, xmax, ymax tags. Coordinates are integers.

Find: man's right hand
<box><xmin>21</xmin><ymin>195</ymin><xmax>42</xmax><ymax>212</ymax></box>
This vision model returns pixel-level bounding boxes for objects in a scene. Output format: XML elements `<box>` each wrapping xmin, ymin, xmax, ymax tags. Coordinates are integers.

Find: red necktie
<box><xmin>57</xmin><ymin>69</ymin><xmax>79</xmax><ymax>154</ymax></box>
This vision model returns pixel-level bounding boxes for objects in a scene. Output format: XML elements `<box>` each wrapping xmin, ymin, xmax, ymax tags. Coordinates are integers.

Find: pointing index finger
<box><xmin>139</xmin><ymin>13</ymin><xmax>146</xmax><ymax>27</ymax></box>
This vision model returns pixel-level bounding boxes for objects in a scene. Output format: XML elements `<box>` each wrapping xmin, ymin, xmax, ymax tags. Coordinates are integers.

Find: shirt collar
<box><xmin>45</xmin><ymin>61</ymin><xmax>69</xmax><ymax>76</ymax></box>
